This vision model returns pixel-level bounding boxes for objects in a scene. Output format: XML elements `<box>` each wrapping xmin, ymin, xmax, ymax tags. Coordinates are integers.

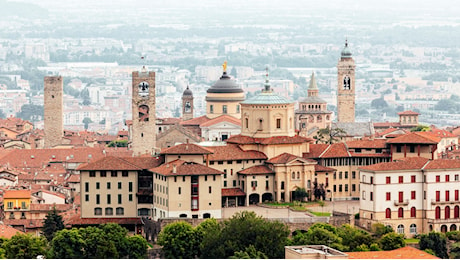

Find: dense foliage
<box><xmin>42</xmin><ymin>207</ymin><xmax>65</xmax><ymax>241</ymax></box>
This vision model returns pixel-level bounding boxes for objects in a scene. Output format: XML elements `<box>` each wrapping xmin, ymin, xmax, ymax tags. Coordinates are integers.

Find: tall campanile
<box><xmin>337</xmin><ymin>40</ymin><xmax>356</xmax><ymax>123</ymax></box>
<box><xmin>44</xmin><ymin>76</ymin><xmax>63</xmax><ymax>148</ymax></box>
<box><xmin>131</xmin><ymin>66</ymin><xmax>156</xmax><ymax>156</ymax></box>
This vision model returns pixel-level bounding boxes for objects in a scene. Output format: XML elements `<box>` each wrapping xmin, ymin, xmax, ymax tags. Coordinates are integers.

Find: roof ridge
<box><xmin>318</xmin><ymin>144</ymin><xmax>332</xmax><ymax>158</ymax></box>
<box><xmin>109</xmin><ymin>156</ymin><xmax>144</xmax><ymax>170</ymax></box>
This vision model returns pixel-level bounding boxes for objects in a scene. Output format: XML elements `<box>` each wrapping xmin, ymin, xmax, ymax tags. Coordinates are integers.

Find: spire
<box><xmin>308</xmin><ymin>72</ymin><xmax>318</xmax><ymax>90</ymax></box>
<box><xmin>263</xmin><ymin>66</ymin><xmax>271</xmax><ymax>92</ymax></box>
<box><xmin>341</xmin><ymin>38</ymin><xmax>352</xmax><ymax>58</ymax></box>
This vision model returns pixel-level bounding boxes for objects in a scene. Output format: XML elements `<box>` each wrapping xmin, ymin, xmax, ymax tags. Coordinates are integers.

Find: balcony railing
<box><xmin>428</xmin><ymin>218</ymin><xmax>460</xmax><ymax>224</ymax></box>
<box><xmin>394</xmin><ymin>199</ymin><xmax>409</xmax><ymax>206</ymax></box>
<box><xmin>431</xmin><ymin>199</ymin><xmax>458</xmax><ymax>205</ymax></box>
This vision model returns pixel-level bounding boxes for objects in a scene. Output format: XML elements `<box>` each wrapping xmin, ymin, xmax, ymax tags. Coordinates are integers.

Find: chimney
<box><xmin>172</xmin><ymin>164</ymin><xmax>176</xmax><ymax>174</ymax></box>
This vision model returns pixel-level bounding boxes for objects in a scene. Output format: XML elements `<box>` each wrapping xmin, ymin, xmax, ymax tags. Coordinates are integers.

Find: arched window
<box><xmin>297</xmin><ymin>172</ymin><xmax>300</xmax><ymax>179</ymax></box>
<box><xmin>455</xmin><ymin>206</ymin><xmax>459</xmax><ymax>218</ymax></box>
<box><xmin>317</xmin><ymin>115</ymin><xmax>322</xmax><ymax>123</ymax></box>
<box><xmin>397</xmin><ymin>224</ymin><xmax>404</xmax><ymax>234</ymax></box>
<box><xmin>326</xmin><ymin>115</ymin><xmax>330</xmax><ymax>121</ymax></box>
<box><xmin>410</xmin><ymin>207</ymin><xmax>416</xmax><ymax>218</ymax></box>
<box><xmin>292</xmin><ymin>172</ymin><xmax>295</xmax><ymax>179</ymax></box>
<box><xmin>258</xmin><ymin>119</ymin><xmax>263</xmax><ymax>130</ymax></box>
<box><xmin>309</xmin><ymin>115</ymin><xmax>314</xmax><ymax>123</ymax></box>
<box><xmin>245</xmin><ymin>118</ymin><xmax>249</xmax><ymax>129</ymax></box>
<box><xmin>445</xmin><ymin>206</ymin><xmax>451</xmax><ymax>219</ymax></box>
<box><xmin>105</xmin><ymin>207</ymin><xmax>113</xmax><ymax>216</ymax></box>
<box><xmin>116</xmin><ymin>207</ymin><xmax>124</xmax><ymax>216</ymax></box>
<box><xmin>386</xmin><ymin>208</ymin><xmax>391</xmax><ymax>219</ymax></box>
<box><xmin>436</xmin><ymin>206</ymin><xmax>441</xmax><ymax>219</ymax></box>
<box><xmin>410</xmin><ymin>224</ymin><xmax>417</xmax><ymax>234</ymax></box>
<box><xmin>398</xmin><ymin>207</ymin><xmax>404</xmax><ymax>218</ymax></box>
<box><xmin>94</xmin><ymin>207</ymin><xmax>102</xmax><ymax>216</ymax></box>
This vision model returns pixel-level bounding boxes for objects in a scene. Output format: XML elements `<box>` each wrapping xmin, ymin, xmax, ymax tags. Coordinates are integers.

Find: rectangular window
<box><xmin>339</xmin><ymin>184</ymin><xmax>342</xmax><ymax>192</ymax></box>
<box><xmin>122</xmin><ymin>171</ymin><xmax>128</xmax><ymax>177</ymax></box>
<box><xmin>352</xmin><ymin>171</ymin><xmax>356</xmax><ymax>179</ymax></box>
<box><xmin>411</xmin><ymin>175</ymin><xmax>416</xmax><ymax>183</ymax></box>
<box><xmin>334</xmin><ymin>172</ymin><xmax>337</xmax><ymax>179</ymax></box>
<box><xmin>436</xmin><ymin>175</ymin><xmax>440</xmax><ymax>182</ymax></box>
<box><xmin>222</xmin><ymin>105</ymin><xmax>227</xmax><ymax>114</ymax></box>
<box><xmin>96</xmin><ymin>182</ymin><xmax>100</xmax><ymax>190</ymax></box>
<box><xmin>85</xmin><ymin>182</ymin><xmax>89</xmax><ymax>192</ymax></box>
<box><xmin>111</xmin><ymin>171</ymin><xmax>117</xmax><ymax>177</ymax></box>
<box><xmin>183</xmin><ymin>176</ymin><xmax>186</xmax><ymax>182</ymax></box>
<box><xmin>446</xmin><ymin>190</ymin><xmax>450</xmax><ymax>201</ymax></box>
<box><xmin>399</xmin><ymin>191</ymin><xmax>403</xmax><ymax>202</ymax></box>
<box><xmin>436</xmin><ymin>191</ymin><xmax>440</xmax><ymax>202</ymax></box>
<box><xmin>345</xmin><ymin>184</ymin><xmax>348</xmax><ymax>192</ymax></box>
<box><xmin>118</xmin><ymin>194</ymin><xmax>122</xmax><ymax>204</ymax></box>
<box><xmin>345</xmin><ymin>171</ymin><xmax>348</xmax><ymax>179</ymax></box>
<box><xmin>399</xmin><ymin>176</ymin><xmax>403</xmax><ymax>183</ymax></box>
<box><xmin>174</xmin><ymin>176</ymin><xmax>177</xmax><ymax>182</ymax></box>
<box><xmin>410</xmin><ymin>145</ymin><xmax>415</xmax><ymax>153</ymax></box>
<box><xmin>107</xmin><ymin>182</ymin><xmax>111</xmax><ymax>189</ymax></box>
<box><xmin>233</xmin><ymin>180</ymin><xmax>237</xmax><ymax>187</ymax></box>
<box><xmin>339</xmin><ymin>172</ymin><xmax>342</xmax><ymax>179</ymax></box>
<box><xmin>386</xmin><ymin>176</ymin><xmax>391</xmax><ymax>184</ymax></box>
<box><xmin>85</xmin><ymin>194</ymin><xmax>89</xmax><ymax>201</ymax></box>
<box><xmin>411</xmin><ymin>191</ymin><xmax>416</xmax><ymax>200</ymax></box>
<box><xmin>129</xmin><ymin>194</ymin><xmax>133</xmax><ymax>202</ymax></box>
<box><xmin>456</xmin><ymin>190</ymin><xmax>459</xmax><ymax>201</ymax></box>
<box><xmin>362</xmin><ymin>191</ymin><xmax>366</xmax><ymax>200</ymax></box>
<box><xmin>96</xmin><ymin>194</ymin><xmax>100</xmax><ymax>204</ymax></box>
<box><xmin>178</xmin><ymin>187</ymin><xmax>181</xmax><ymax>195</ymax></box>
<box><xmin>6</xmin><ymin>202</ymin><xmax>12</xmax><ymax>209</ymax></box>
<box><xmin>213</xmin><ymin>175</ymin><xmax>216</xmax><ymax>181</ymax></box>
<box><xmin>118</xmin><ymin>182</ymin><xmax>122</xmax><ymax>189</ymax></box>
<box><xmin>209</xmin><ymin>186</ymin><xmax>212</xmax><ymax>193</ymax></box>
<box><xmin>205</xmin><ymin>175</ymin><xmax>208</xmax><ymax>181</ymax></box>
<box><xmin>456</xmin><ymin>175</ymin><xmax>459</xmax><ymax>181</ymax></box>
<box><xmin>266</xmin><ymin>180</ymin><xmax>269</xmax><ymax>189</ymax></box>
<box><xmin>129</xmin><ymin>182</ymin><xmax>133</xmax><ymax>192</ymax></box>
<box><xmin>107</xmin><ymin>194</ymin><xmax>111</xmax><ymax>204</ymax></box>
<box><xmin>210</xmin><ymin>105</ymin><xmax>214</xmax><ymax>113</ymax></box>
<box><xmin>370</xmin><ymin>176</ymin><xmax>374</xmax><ymax>184</ymax></box>
<box><xmin>89</xmin><ymin>171</ymin><xmax>96</xmax><ymax>177</ymax></box>
<box><xmin>396</xmin><ymin>145</ymin><xmax>402</xmax><ymax>153</ymax></box>
<box><xmin>276</xmin><ymin>118</ymin><xmax>281</xmax><ymax>129</ymax></box>
<box><xmin>333</xmin><ymin>185</ymin><xmax>336</xmax><ymax>192</ymax></box>
<box><xmin>446</xmin><ymin>175</ymin><xmax>450</xmax><ymax>182</ymax></box>
<box><xmin>370</xmin><ymin>192</ymin><xmax>373</xmax><ymax>201</ymax></box>
<box><xmin>386</xmin><ymin>192</ymin><xmax>391</xmax><ymax>201</ymax></box>
<box><xmin>224</xmin><ymin>181</ymin><xmax>227</xmax><ymax>187</ymax></box>
<box><xmin>100</xmin><ymin>171</ymin><xmax>107</xmax><ymax>177</ymax></box>
<box><xmin>352</xmin><ymin>184</ymin><xmax>356</xmax><ymax>192</ymax></box>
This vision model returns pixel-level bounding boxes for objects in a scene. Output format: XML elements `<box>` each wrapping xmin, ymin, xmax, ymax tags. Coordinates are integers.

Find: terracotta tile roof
<box><xmin>200</xmin><ymin>115</ymin><xmax>241</xmax><ymax>127</ymax></box>
<box><xmin>349</xmin><ymin>152</ymin><xmax>391</xmax><ymax>158</ymax></box>
<box><xmin>347</xmin><ymin>246</ymin><xmax>438</xmax><ymax>259</ymax></box>
<box><xmin>4</xmin><ymin>219</ymin><xmax>43</xmax><ymax>229</ymax></box>
<box><xmin>303</xmin><ymin>144</ymin><xmax>329</xmax><ymax>158</ymax></box>
<box><xmin>77</xmin><ymin>156</ymin><xmax>162</xmax><ymax>171</ymax></box>
<box><xmin>18</xmin><ymin>174</ymin><xmax>34</xmax><ymax>181</ymax></box>
<box><xmin>375</xmin><ymin>128</ymin><xmax>408</xmax><ymax>137</ymax></box>
<box><xmin>398</xmin><ymin>110</ymin><xmax>420</xmax><ymax>115</ymax></box>
<box><xmin>36</xmin><ymin>190</ymin><xmax>67</xmax><ymax>199</ymax></box>
<box><xmin>320</xmin><ymin>143</ymin><xmax>351</xmax><ymax>158</ymax></box>
<box><xmin>360</xmin><ymin>157</ymin><xmax>429</xmax><ymax>172</ymax></box>
<box><xmin>151</xmin><ymin>160</ymin><xmax>223</xmax><ymax>176</ymax></box>
<box><xmin>157</xmin><ymin>117</ymin><xmax>182</xmax><ymax>125</ymax></box>
<box><xmin>161</xmin><ymin>143</ymin><xmax>213</xmax><ymax>155</ymax></box>
<box><xmin>207</xmin><ymin>144</ymin><xmax>267</xmax><ymax>161</ymax></box>
<box><xmin>227</xmin><ymin>135</ymin><xmax>312</xmax><ymax>145</ymax></box>
<box><xmin>180</xmin><ymin>115</ymin><xmax>210</xmax><ymax>126</ymax></box>
<box><xmin>386</xmin><ymin>132</ymin><xmax>440</xmax><ymax>144</ymax></box>
<box><xmin>125</xmin><ymin>120</ymin><xmax>132</xmax><ymax>126</ymax></box>
<box><xmin>238</xmin><ymin>165</ymin><xmax>274</xmax><ymax>175</ymax></box>
<box><xmin>428</xmin><ymin>129</ymin><xmax>456</xmax><ymax>138</ymax></box>
<box><xmin>4</xmin><ymin>189</ymin><xmax>31</xmax><ymax>199</ymax></box>
<box><xmin>314</xmin><ymin>164</ymin><xmax>336</xmax><ymax>172</ymax></box>
<box><xmin>222</xmin><ymin>188</ymin><xmax>245</xmax><ymax>196</ymax></box>
<box><xmin>267</xmin><ymin>152</ymin><xmax>317</xmax><ymax>164</ymax></box>
<box><xmin>423</xmin><ymin>159</ymin><xmax>460</xmax><ymax>170</ymax></box>
<box><xmin>0</xmin><ymin>224</ymin><xmax>24</xmax><ymax>239</ymax></box>
<box><xmin>66</xmin><ymin>174</ymin><xmax>80</xmax><ymax>183</ymax></box>
<box><xmin>29</xmin><ymin>203</ymin><xmax>72</xmax><ymax>212</ymax></box>
<box><xmin>346</xmin><ymin>139</ymin><xmax>387</xmax><ymax>149</ymax></box>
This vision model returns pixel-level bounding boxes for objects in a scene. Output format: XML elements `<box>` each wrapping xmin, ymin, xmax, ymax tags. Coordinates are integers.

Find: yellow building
<box><xmin>4</xmin><ymin>190</ymin><xmax>31</xmax><ymax>220</ymax></box>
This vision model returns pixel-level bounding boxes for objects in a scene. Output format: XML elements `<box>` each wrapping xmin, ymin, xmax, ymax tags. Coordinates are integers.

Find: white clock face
<box><xmin>138</xmin><ymin>81</ymin><xmax>149</xmax><ymax>97</ymax></box>
<box><xmin>343</xmin><ymin>75</ymin><xmax>351</xmax><ymax>90</ymax></box>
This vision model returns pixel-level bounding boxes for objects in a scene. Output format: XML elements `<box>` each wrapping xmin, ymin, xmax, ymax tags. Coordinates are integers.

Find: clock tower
<box><xmin>182</xmin><ymin>85</ymin><xmax>193</xmax><ymax>120</ymax></box>
<box><xmin>337</xmin><ymin>40</ymin><xmax>356</xmax><ymax>123</ymax></box>
<box><xmin>131</xmin><ymin>66</ymin><xmax>156</xmax><ymax>156</ymax></box>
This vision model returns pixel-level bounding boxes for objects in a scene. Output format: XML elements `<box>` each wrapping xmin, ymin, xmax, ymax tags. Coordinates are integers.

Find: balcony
<box><xmin>431</xmin><ymin>199</ymin><xmax>457</xmax><ymax>205</ymax></box>
<box><xmin>394</xmin><ymin>199</ymin><xmax>409</xmax><ymax>206</ymax></box>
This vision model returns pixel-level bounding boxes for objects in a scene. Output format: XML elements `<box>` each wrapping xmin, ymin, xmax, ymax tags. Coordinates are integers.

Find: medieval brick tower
<box><xmin>44</xmin><ymin>76</ymin><xmax>63</xmax><ymax>148</ymax></box>
<box><xmin>131</xmin><ymin>66</ymin><xmax>156</xmax><ymax>156</ymax></box>
<box><xmin>337</xmin><ymin>40</ymin><xmax>356</xmax><ymax>123</ymax></box>
<box><xmin>182</xmin><ymin>85</ymin><xmax>193</xmax><ymax>121</ymax></box>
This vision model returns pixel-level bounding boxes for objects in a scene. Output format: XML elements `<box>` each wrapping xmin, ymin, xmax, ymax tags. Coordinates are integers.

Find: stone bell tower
<box><xmin>337</xmin><ymin>39</ymin><xmax>356</xmax><ymax>123</ymax></box>
<box><xmin>131</xmin><ymin>66</ymin><xmax>156</xmax><ymax>156</ymax></box>
<box><xmin>182</xmin><ymin>85</ymin><xmax>193</xmax><ymax>121</ymax></box>
<box><xmin>44</xmin><ymin>76</ymin><xmax>63</xmax><ymax>148</ymax></box>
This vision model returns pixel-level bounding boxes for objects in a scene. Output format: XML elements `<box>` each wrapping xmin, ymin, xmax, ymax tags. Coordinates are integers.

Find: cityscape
<box><xmin>0</xmin><ymin>0</ymin><xmax>459</xmax><ymax>258</ymax></box>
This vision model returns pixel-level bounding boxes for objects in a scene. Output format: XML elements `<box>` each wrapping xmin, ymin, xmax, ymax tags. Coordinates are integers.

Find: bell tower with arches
<box><xmin>131</xmin><ymin>66</ymin><xmax>156</xmax><ymax>155</ymax></box>
<box><xmin>337</xmin><ymin>39</ymin><xmax>356</xmax><ymax>123</ymax></box>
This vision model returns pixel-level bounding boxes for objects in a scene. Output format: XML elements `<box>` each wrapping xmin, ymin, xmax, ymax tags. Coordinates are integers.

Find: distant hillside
<box><xmin>0</xmin><ymin>0</ymin><xmax>49</xmax><ymax>19</ymax></box>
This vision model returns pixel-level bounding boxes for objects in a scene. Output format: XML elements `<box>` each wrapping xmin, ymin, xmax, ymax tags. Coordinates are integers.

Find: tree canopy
<box><xmin>419</xmin><ymin>232</ymin><xmax>448</xmax><ymax>259</ymax></box>
<box><xmin>42</xmin><ymin>207</ymin><xmax>65</xmax><ymax>241</ymax></box>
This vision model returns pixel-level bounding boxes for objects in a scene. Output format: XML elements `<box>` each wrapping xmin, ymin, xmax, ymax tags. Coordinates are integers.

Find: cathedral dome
<box><xmin>183</xmin><ymin>86</ymin><xmax>193</xmax><ymax>96</ymax></box>
<box><xmin>341</xmin><ymin>40</ymin><xmax>352</xmax><ymax>58</ymax></box>
<box><xmin>207</xmin><ymin>72</ymin><xmax>244</xmax><ymax>94</ymax></box>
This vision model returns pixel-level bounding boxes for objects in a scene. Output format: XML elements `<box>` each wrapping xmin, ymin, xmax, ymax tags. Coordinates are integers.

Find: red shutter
<box><xmin>399</xmin><ymin>191</ymin><xmax>403</xmax><ymax>202</ymax></box>
<box><xmin>436</xmin><ymin>191</ymin><xmax>440</xmax><ymax>202</ymax></box>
